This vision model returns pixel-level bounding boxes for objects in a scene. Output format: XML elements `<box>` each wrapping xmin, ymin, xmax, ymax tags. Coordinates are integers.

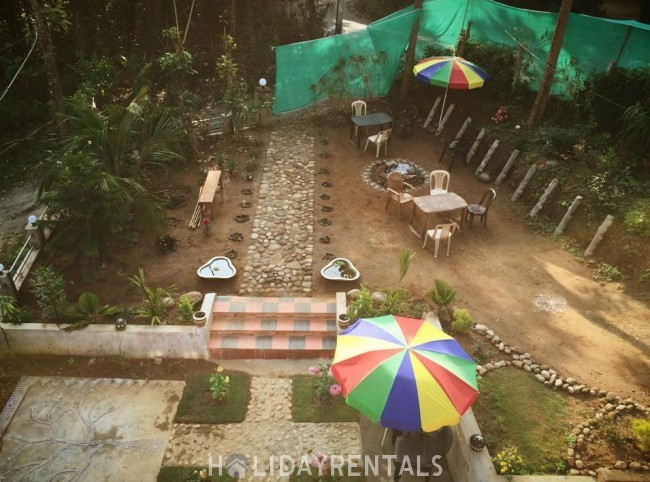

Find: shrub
<box><xmin>128</xmin><ymin>268</ymin><xmax>175</xmax><ymax>325</ymax></box>
<box><xmin>463</xmin><ymin>40</ymin><xmax>516</xmax><ymax>95</ymax></box>
<box><xmin>347</xmin><ymin>286</ymin><xmax>379</xmax><ymax>322</ymax></box>
<box><xmin>632</xmin><ymin>418</ymin><xmax>650</xmax><ymax>451</ymax></box>
<box><xmin>208</xmin><ymin>366</ymin><xmax>231</xmax><ymax>402</ymax></box>
<box><xmin>308</xmin><ymin>361</ymin><xmax>340</xmax><ymax>402</ymax></box>
<box><xmin>624</xmin><ymin>199</ymin><xmax>650</xmax><ymax>238</ymax></box>
<box><xmin>592</xmin><ymin>262</ymin><xmax>622</xmax><ymax>283</ymax></box>
<box><xmin>64</xmin><ymin>292</ymin><xmax>117</xmax><ymax>331</ymax></box>
<box><xmin>451</xmin><ymin>308</ymin><xmax>473</xmax><ymax>334</ymax></box>
<box><xmin>0</xmin><ymin>295</ymin><xmax>27</xmax><ymax>325</ymax></box>
<box><xmin>426</xmin><ymin>279</ymin><xmax>458</xmax><ymax>322</ymax></box>
<box><xmin>30</xmin><ymin>266</ymin><xmax>68</xmax><ymax>322</ymax></box>
<box><xmin>492</xmin><ymin>445</ymin><xmax>528</xmax><ymax>475</ymax></box>
<box><xmin>177</xmin><ymin>295</ymin><xmax>195</xmax><ymax>324</ymax></box>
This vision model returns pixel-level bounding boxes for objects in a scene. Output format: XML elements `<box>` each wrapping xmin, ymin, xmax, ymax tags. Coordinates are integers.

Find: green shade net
<box><xmin>273</xmin><ymin>0</ymin><xmax>650</xmax><ymax>113</ymax></box>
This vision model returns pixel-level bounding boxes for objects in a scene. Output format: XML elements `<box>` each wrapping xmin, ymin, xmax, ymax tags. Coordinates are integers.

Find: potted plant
<box><xmin>426</xmin><ymin>279</ymin><xmax>458</xmax><ymax>324</ymax></box>
<box><xmin>193</xmin><ymin>311</ymin><xmax>207</xmax><ymax>327</ymax></box>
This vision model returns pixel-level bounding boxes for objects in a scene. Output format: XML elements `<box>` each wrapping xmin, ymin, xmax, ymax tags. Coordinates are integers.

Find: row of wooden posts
<box><xmin>424</xmin><ymin>97</ymin><xmax>614</xmax><ymax>257</ymax></box>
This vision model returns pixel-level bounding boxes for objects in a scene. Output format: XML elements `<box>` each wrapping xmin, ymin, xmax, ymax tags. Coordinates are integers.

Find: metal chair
<box><xmin>465</xmin><ymin>188</ymin><xmax>496</xmax><ymax>228</ymax></box>
<box><xmin>394</xmin><ymin>105</ymin><xmax>418</xmax><ymax>138</ymax></box>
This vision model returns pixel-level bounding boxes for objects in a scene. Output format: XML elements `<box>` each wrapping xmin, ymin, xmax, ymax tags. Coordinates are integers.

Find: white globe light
<box><xmin>515</xmin><ymin>125</ymin><xmax>521</xmax><ymax>130</ymax></box>
<box><xmin>0</xmin><ymin>263</ymin><xmax>4</xmax><ymax>272</ymax></box>
<box><xmin>259</xmin><ymin>78</ymin><xmax>267</xmax><ymax>87</ymax></box>
<box><xmin>28</xmin><ymin>215</ymin><xmax>38</xmax><ymax>225</ymax></box>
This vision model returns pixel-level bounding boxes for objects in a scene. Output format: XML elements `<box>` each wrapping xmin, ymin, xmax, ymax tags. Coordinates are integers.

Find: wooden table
<box><xmin>198</xmin><ymin>170</ymin><xmax>224</xmax><ymax>218</ymax></box>
<box><xmin>408</xmin><ymin>192</ymin><xmax>468</xmax><ymax>239</ymax></box>
<box><xmin>350</xmin><ymin>112</ymin><xmax>393</xmax><ymax>148</ymax></box>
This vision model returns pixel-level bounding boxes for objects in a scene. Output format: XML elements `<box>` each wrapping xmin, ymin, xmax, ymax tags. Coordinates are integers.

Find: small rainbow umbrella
<box><xmin>332</xmin><ymin>315</ymin><xmax>478</xmax><ymax>433</ymax></box>
<box><xmin>413</xmin><ymin>55</ymin><xmax>487</xmax><ymax>125</ymax></box>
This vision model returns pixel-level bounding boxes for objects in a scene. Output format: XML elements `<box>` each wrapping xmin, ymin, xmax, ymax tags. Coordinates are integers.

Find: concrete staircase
<box><xmin>208</xmin><ymin>296</ymin><xmax>339</xmax><ymax>359</ymax></box>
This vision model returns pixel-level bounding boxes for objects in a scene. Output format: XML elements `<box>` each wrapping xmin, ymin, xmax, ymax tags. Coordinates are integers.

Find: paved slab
<box><xmin>0</xmin><ymin>377</ymin><xmax>184</xmax><ymax>482</ymax></box>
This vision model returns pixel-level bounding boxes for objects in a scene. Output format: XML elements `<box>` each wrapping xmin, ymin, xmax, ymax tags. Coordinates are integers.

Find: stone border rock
<box><xmin>473</xmin><ymin>323</ymin><xmax>650</xmax><ymax>477</ymax></box>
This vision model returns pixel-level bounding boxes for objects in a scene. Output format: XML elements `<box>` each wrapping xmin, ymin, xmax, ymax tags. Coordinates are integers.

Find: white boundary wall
<box><xmin>0</xmin><ymin>294</ymin><xmax>215</xmax><ymax>359</ymax></box>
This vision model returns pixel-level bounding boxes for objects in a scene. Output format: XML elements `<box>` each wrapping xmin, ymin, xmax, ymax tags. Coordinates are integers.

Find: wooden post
<box><xmin>554</xmin><ymin>195</ymin><xmax>583</xmax><ymax>236</ymax></box>
<box><xmin>0</xmin><ymin>270</ymin><xmax>19</xmax><ymax>300</ymax></box>
<box><xmin>526</xmin><ymin>0</ymin><xmax>574</xmax><ymax>127</ymax></box>
<box><xmin>511</xmin><ymin>164</ymin><xmax>537</xmax><ymax>202</ymax></box>
<box><xmin>584</xmin><ymin>215</ymin><xmax>614</xmax><ymax>257</ymax></box>
<box><xmin>423</xmin><ymin>97</ymin><xmax>441</xmax><ymax>129</ymax></box>
<box><xmin>465</xmin><ymin>128</ymin><xmax>485</xmax><ymax>164</ymax></box>
<box><xmin>529</xmin><ymin>178</ymin><xmax>559</xmax><ymax>217</ymax></box>
<box><xmin>435</xmin><ymin>104</ymin><xmax>455</xmax><ymax>135</ymax></box>
<box><xmin>513</xmin><ymin>44</ymin><xmax>524</xmax><ymax>89</ymax></box>
<box><xmin>450</xmin><ymin>117</ymin><xmax>472</xmax><ymax>148</ymax></box>
<box><xmin>399</xmin><ymin>0</ymin><xmax>424</xmax><ymax>102</ymax></box>
<box><xmin>495</xmin><ymin>149</ymin><xmax>520</xmax><ymax>186</ymax></box>
<box><xmin>475</xmin><ymin>140</ymin><xmax>499</xmax><ymax>176</ymax></box>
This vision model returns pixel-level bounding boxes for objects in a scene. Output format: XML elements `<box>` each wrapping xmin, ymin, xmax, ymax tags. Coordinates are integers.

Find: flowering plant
<box><xmin>309</xmin><ymin>361</ymin><xmax>342</xmax><ymax>401</ymax></box>
<box><xmin>202</xmin><ymin>217</ymin><xmax>212</xmax><ymax>237</ymax></box>
<box><xmin>209</xmin><ymin>366</ymin><xmax>230</xmax><ymax>401</ymax></box>
<box><xmin>492</xmin><ymin>445</ymin><xmax>528</xmax><ymax>475</ymax></box>
<box><xmin>491</xmin><ymin>106</ymin><xmax>508</xmax><ymax>125</ymax></box>
<box><xmin>309</xmin><ymin>450</ymin><xmax>333</xmax><ymax>481</ymax></box>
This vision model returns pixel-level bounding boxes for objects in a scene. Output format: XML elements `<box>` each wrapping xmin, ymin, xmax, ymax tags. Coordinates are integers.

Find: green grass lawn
<box><xmin>472</xmin><ymin>367</ymin><xmax>571</xmax><ymax>474</ymax></box>
<box><xmin>157</xmin><ymin>466</ymin><xmax>235</xmax><ymax>481</ymax></box>
<box><xmin>291</xmin><ymin>376</ymin><xmax>359</xmax><ymax>423</ymax></box>
<box><xmin>174</xmin><ymin>372</ymin><xmax>251</xmax><ymax>424</ymax></box>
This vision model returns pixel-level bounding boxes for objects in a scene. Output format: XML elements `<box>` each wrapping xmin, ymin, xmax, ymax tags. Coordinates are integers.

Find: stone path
<box><xmin>164</xmin><ymin>377</ymin><xmax>361</xmax><ymax>481</ymax></box>
<box><xmin>239</xmin><ymin>125</ymin><xmax>316</xmax><ymax>294</ymax></box>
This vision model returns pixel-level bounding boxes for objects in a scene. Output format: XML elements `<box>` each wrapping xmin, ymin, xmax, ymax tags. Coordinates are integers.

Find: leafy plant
<box><xmin>631</xmin><ymin>418</ymin><xmax>650</xmax><ymax>451</ymax></box>
<box><xmin>492</xmin><ymin>445</ymin><xmax>528</xmax><ymax>475</ymax></box>
<box><xmin>128</xmin><ymin>268</ymin><xmax>175</xmax><ymax>325</ymax></box>
<box><xmin>398</xmin><ymin>248</ymin><xmax>415</xmax><ymax>283</ymax></box>
<box><xmin>30</xmin><ymin>266</ymin><xmax>68</xmax><ymax>322</ymax></box>
<box><xmin>451</xmin><ymin>308</ymin><xmax>474</xmax><ymax>334</ymax></box>
<box><xmin>64</xmin><ymin>292</ymin><xmax>117</xmax><ymax>331</ymax></box>
<box><xmin>177</xmin><ymin>295</ymin><xmax>195</xmax><ymax>324</ymax></box>
<box><xmin>308</xmin><ymin>361</ymin><xmax>341</xmax><ymax>402</ymax></box>
<box><xmin>623</xmin><ymin>199</ymin><xmax>650</xmax><ymax>238</ymax></box>
<box><xmin>426</xmin><ymin>279</ymin><xmax>458</xmax><ymax>322</ymax></box>
<box><xmin>346</xmin><ymin>286</ymin><xmax>379</xmax><ymax>322</ymax></box>
<box><xmin>209</xmin><ymin>366</ymin><xmax>231</xmax><ymax>402</ymax></box>
<box><xmin>0</xmin><ymin>295</ymin><xmax>27</xmax><ymax>325</ymax></box>
<box><xmin>620</xmin><ymin>103</ymin><xmax>650</xmax><ymax>152</ymax></box>
<box><xmin>592</xmin><ymin>262</ymin><xmax>622</xmax><ymax>283</ymax></box>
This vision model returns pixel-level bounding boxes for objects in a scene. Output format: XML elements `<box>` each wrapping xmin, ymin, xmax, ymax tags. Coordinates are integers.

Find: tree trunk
<box><xmin>526</xmin><ymin>0</ymin><xmax>573</xmax><ymax>127</ymax></box>
<box><xmin>28</xmin><ymin>0</ymin><xmax>67</xmax><ymax>137</ymax></box>
<box><xmin>181</xmin><ymin>112</ymin><xmax>202</xmax><ymax>160</ymax></box>
<box><xmin>399</xmin><ymin>0</ymin><xmax>423</xmax><ymax>103</ymax></box>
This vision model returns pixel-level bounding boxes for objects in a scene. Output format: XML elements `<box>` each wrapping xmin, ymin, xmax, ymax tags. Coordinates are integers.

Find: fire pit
<box><xmin>362</xmin><ymin>159</ymin><xmax>428</xmax><ymax>191</ymax></box>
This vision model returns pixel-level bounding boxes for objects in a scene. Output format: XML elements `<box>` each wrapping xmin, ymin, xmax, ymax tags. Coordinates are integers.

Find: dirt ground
<box><xmin>1</xmin><ymin>89</ymin><xmax>649</xmax><ymax>406</ymax></box>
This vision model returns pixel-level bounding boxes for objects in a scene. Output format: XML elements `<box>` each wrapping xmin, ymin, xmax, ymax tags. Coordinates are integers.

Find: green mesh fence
<box><xmin>273</xmin><ymin>0</ymin><xmax>650</xmax><ymax>113</ymax></box>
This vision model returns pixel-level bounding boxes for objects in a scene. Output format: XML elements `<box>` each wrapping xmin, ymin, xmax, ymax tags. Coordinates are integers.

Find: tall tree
<box><xmin>28</xmin><ymin>0</ymin><xmax>67</xmax><ymax>137</ymax></box>
<box><xmin>526</xmin><ymin>0</ymin><xmax>574</xmax><ymax>127</ymax></box>
<box><xmin>399</xmin><ymin>0</ymin><xmax>423</xmax><ymax>103</ymax></box>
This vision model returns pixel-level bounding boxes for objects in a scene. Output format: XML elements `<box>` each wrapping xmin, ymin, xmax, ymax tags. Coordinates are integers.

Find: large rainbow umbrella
<box><xmin>413</xmin><ymin>56</ymin><xmax>487</xmax><ymax>125</ymax></box>
<box><xmin>413</xmin><ymin>56</ymin><xmax>487</xmax><ymax>90</ymax></box>
<box><xmin>332</xmin><ymin>315</ymin><xmax>478</xmax><ymax>432</ymax></box>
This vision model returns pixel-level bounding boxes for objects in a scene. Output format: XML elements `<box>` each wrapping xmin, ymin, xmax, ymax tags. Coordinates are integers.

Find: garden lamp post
<box><xmin>0</xmin><ymin>263</ymin><xmax>20</xmax><ymax>299</ymax></box>
<box><xmin>25</xmin><ymin>214</ymin><xmax>45</xmax><ymax>248</ymax></box>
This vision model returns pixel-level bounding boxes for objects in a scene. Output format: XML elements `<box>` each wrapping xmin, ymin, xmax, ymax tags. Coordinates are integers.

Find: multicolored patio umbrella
<box><xmin>413</xmin><ymin>56</ymin><xmax>487</xmax><ymax>90</ymax></box>
<box><xmin>413</xmin><ymin>55</ymin><xmax>487</xmax><ymax>125</ymax></box>
<box><xmin>332</xmin><ymin>315</ymin><xmax>478</xmax><ymax>433</ymax></box>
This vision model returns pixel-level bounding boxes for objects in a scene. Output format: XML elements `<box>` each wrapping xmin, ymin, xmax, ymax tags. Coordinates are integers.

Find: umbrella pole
<box><xmin>381</xmin><ymin>427</ymin><xmax>389</xmax><ymax>448</ymax></box>
<box><xmin>439</xmin><ymin>83</ymin><xmax>450</xmax><ymax>126</ymax></box>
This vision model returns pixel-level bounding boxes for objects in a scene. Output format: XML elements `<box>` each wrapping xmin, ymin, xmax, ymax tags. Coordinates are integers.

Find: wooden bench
<box><xmin>189</xmin><ymin>170</ymin><xmax>224</xmax><ymax>228</ymax></box>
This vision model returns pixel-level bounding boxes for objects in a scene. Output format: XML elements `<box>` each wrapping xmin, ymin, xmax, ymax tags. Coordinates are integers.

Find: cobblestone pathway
<box><xmin>164</xmin><ymin>377</ymin><xmax>361</xmax><ymax>481</ymax></box>
<box><xmin>239</xmin><ymin>125</ymin><xmax>316</xmax><ymax>295</ymax></box>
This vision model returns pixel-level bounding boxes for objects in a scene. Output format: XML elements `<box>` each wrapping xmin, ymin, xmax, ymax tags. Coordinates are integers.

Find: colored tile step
<box><xmin>209</xmin><ymin>318</ymin><xmax>337</xmax><ymax>334</ymax></box>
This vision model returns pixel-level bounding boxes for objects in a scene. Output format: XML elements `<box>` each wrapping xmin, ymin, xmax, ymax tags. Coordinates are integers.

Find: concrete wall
<box><xmin>0</xmin><ymin>294</ymin><xmax>215</xmax><ymax>359</ymax></box>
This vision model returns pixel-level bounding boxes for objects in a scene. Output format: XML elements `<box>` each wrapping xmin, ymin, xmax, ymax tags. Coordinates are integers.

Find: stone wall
<box><xmin>0</xmin><ymin>294</ymin><xmax>215</xmax><ymax>359</ymax></box>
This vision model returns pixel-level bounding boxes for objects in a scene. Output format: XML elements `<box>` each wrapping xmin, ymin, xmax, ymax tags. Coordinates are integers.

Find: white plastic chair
<box><xmin>429</xmin><ymin>170</ymin><xmax>450</xmax><ymax>195</ymax></box>
<box><xmin>365</xmin><ymin>128</ymin><xmax>392</xmax><ymax>158</ymax></box>
<box><xmin>423</xmin><ymin>223</ymin><xmax>458</xmax><ymax>257</ymax></box>
<box><xmin>351</xmin><ymin>100</ymin><xmax>367</xmax><ymax>116</ymax></box>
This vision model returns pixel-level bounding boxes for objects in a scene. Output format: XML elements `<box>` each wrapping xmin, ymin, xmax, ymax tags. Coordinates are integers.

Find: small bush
<box><xmin>30</xmin><ymin>266</ymin><xmax>68</xmax><ymax>322</ymax></box>
<box><xmin>177</xmin><ymin>295</ymin><xmax>195</xmax><ymax>324</ymax></box>
<box><xmin>592</xmin><ymin>262</ymin><xmax>622</xmax><ymax>283</ymax></box>
<box><xmin>155</xmin><ymin>234</ymin><xmax>177</xmax><ymax>254</ymax></box>
<box><xmin>632</xmin><ymin>418</ymin><xmax>650</xmax><ymax>451</ymax></box>
<box><xmin>0</xmin><ymin>295</ymin><xmax>27</xmax><ymax>325</ymax></box>
<box><xmin>209</xmin><ymin>366</ymin><xmax>231</xmax><ymax>402</ymax></box>
<box><xmin>624</xmin><ymin>199</ymin><xmax>650</xmax><ymax>238</ymax></box>
<box><xmin>452</xmin><ymin>308</ymin><xmax>473</xmax><ymax>334</ymax></box>
<box><xmin>492</xmin><ymin>445</ymin><xmax>528</xmax><ymax>476</ymax></box>
<box><xmin>308</xmin><ymin>361</ymin><xmax>341</xmax><ymax>401</ymax></box>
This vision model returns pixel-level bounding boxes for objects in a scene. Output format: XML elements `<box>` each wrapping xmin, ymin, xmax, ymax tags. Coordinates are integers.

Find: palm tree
<box><xmin>426</xmin><ymin>279</ymin><xmax>458</xmax><ymax>323</ymax></box>
<box><xmin>39</xmin><ymin>89</ymin><xmax>185</xmax><ymax>266</ymax></box>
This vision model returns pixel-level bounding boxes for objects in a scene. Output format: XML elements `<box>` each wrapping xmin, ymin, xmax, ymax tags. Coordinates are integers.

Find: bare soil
<box><xmin>2</xmin><ymin>90</ymin><xmax>649</xmax><ymax>406</ymax></box>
